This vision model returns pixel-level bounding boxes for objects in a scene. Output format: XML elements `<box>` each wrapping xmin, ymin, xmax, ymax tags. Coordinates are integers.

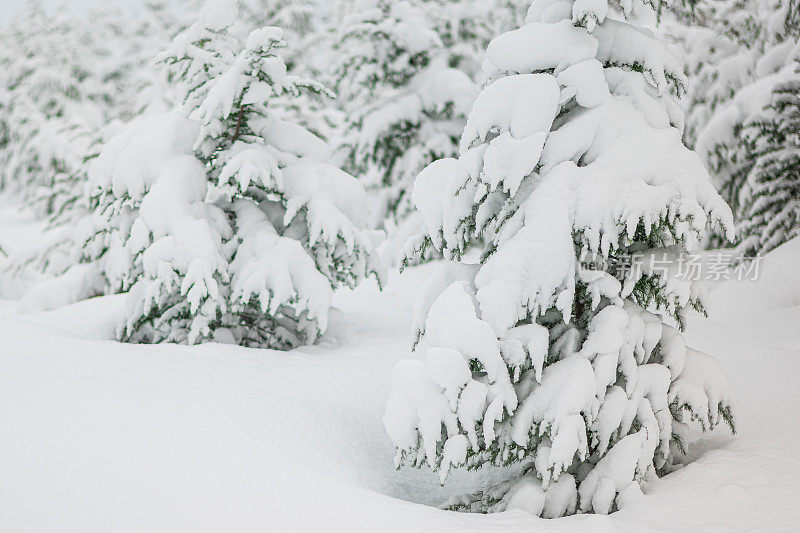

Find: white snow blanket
<box><xmin>1</xmin><ymin>238</ymin><xmax>800</xmax><ymax>530</ymax></box>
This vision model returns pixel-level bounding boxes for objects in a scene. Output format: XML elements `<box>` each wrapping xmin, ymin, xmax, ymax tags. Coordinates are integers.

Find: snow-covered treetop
<box><xmin>238</xmin><ymin>0</ymin><xmax>319</xmax><ymax>68</ymax></box>
<box><xmin>406</xmin><ymin>0</ymin><xmax>735</xmax><ymax>331</ymax></box>
<box><xmin>161</xmin><ymin>2</ymin><xmax>334</xmax><ymax>177</ymax></box>
<box><xmin>163</xmin><ymin>5</ymin><xmax>385</xmax><ymax>285</ymax></box>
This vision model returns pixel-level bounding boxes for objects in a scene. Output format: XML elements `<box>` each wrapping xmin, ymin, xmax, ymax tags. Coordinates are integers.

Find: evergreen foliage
<box><xmin>384</xmin><ymin>0</ymin><xmax>737</xmax><ymax>517</ymax></box>
<box><xmin>739</xmin><ymin>69</ymin><xmax>800</xmax><ymax>254</ymax></box>
<box><xmin>84</xmin><ymin>0</ymin><xmax>383</xmax><ymax>347</ymax></box>
<box><xmin>676</xmin><ymin>0</ymin><xmax>799</xmax><ymax>249</ymax></box>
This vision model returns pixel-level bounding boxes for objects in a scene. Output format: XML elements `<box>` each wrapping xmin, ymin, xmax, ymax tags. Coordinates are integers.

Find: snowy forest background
<box><xmin>0</xmin><ymin>0</ymin><xmax>798</xmax><ymax>531</ymax></box>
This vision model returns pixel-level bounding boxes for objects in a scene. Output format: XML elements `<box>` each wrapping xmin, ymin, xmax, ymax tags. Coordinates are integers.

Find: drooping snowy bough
<box><xmin>738</xmin><ymin>71</ymin><xmax>800</xmax><ymax>256</ymax></box>
<box><xmin>85</xmin><ymin>0</ymin><xmax>384</xmax><ymax>348</ymax></box>
<box><xmin>385</xmin><ymin>0</ymin><xmax>736</xmax><ymax>517</ymax></box>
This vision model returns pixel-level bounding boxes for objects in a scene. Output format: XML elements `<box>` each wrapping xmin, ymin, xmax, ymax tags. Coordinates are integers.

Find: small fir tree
<box><xmin>86</xmin><ymin>0</ymin><xmax>383</xmax><ymax>347</ymax></box>
<box><xmin>385</xmin><ymin>0</ymin><xmax>736</xmax><ymax>517</ymax></box>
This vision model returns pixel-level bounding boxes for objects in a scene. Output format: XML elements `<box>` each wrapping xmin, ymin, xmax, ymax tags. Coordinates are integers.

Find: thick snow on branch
<box><xmin>387</xmin><ymin>0</ymin><xmax>737</xmax><ymax>517</ymax></box>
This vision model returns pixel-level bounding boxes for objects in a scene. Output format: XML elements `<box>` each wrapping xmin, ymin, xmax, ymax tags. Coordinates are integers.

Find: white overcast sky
<box><xmin>5</xmin><ymin>0</ymin><xmax>151</xmax><ymax>15</ymax></box>
<box><xmin>5</xmin><ymin>0</ymin><xmax>330</xmax><ymax>15</ymax></box>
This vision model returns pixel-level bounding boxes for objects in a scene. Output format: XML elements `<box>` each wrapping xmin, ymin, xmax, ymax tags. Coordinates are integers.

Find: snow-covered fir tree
<box><xmin>678</xmin><ymin>0</ymin><xmax>799</xmax><ymax>246</ymax></box>
<box><xmin>385</xmin><ymin>0</ymin><xmax>736</xmax><ymax>517</ymax></box>
<box><xmin>738</xmin><ymin>66</ymin><xmax>800</xmax><ymax>255</ymax></box>
<box><xmin>84</xmin><ymin>0</ymin><xmax>384</xmax><ymax>347</ymax></box>
<box><xmin>332</xmin><ymin>0</ymin><xmax>478</xmax><ymax>231</ymax></box>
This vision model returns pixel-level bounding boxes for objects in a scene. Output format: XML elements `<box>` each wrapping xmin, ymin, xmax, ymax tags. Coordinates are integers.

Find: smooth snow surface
<box><xmin>2</xmin><ymin>233</ymin><xmax>800</xmax><ymax>531</ymax></box>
